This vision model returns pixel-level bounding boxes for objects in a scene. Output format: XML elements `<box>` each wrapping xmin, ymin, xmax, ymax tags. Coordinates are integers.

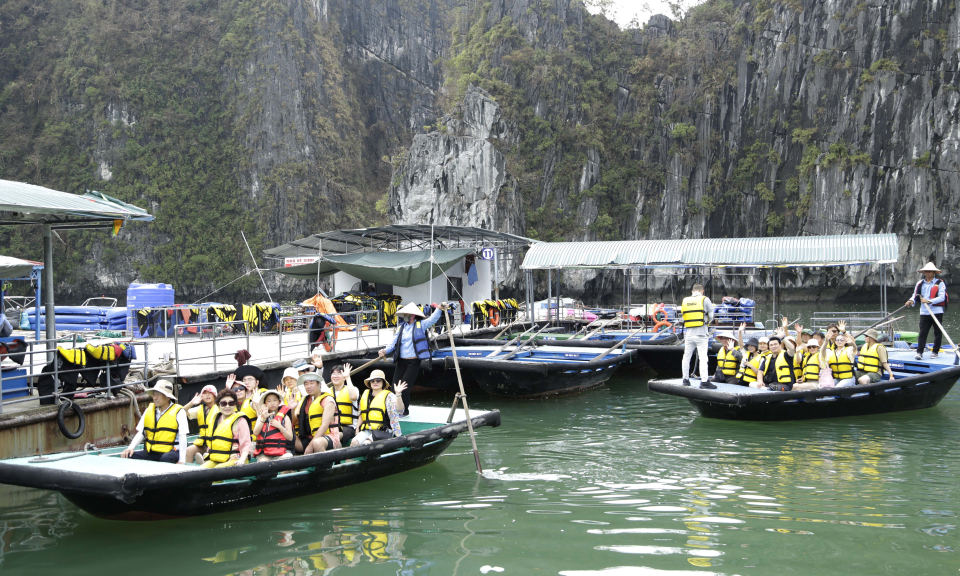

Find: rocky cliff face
<box><xmin>1</xmin><ymin>0</ymin><xmax>956</xmax><ymax>302</ymax></box>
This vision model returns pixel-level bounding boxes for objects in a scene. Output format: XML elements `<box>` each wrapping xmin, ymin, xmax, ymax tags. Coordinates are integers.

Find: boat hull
<box><xmin>0</xmin><ymin>411</ymin><xmax>500</xmax><ymax>520</ymax></box>
<box><xmin>648</xmin><ymin>367</ymin><xmax>960</xmax><ymax>421</ymax></box>
<box><xmin>632</xmin><ymin>343</ymin><xmax>721</xmax><ymax>377</ymax></box>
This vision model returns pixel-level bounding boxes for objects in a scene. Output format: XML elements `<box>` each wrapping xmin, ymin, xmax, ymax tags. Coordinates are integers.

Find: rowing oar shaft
<box><xmin>348</xmin><ymin>356</ymin><xmax>382</xmax><ymax>377</ymax></box>
<box><xmin>852</xmin><ymin>303</ymin><xmax>911</xmax><ymax>339</ymax></box>
<box><xmin>489</xmin><ymin>324</ymin><xmax>537</xmax><ymax>357</ymax></box>
<box><xmin>590</xmin><ymin>328</ymin><xmax>642</xmax><ymax>361</ymax></box>
<box><xmin>442</xmin><ymin>307</ymin><xmax>483</xmax><ymax>474</ymax></box>
<box><xmin>493</xmin><ymin>319</ymin><xmax>523</xmax><ymax>341</ymax></box>
<box><xmin>923</xmin><ymin>303</ymin><xmax>960</xmax><ymax>363</ymax></box>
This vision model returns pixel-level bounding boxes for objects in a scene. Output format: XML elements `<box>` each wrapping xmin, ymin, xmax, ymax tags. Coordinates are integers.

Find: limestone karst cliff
<box><xmin>0</xmin><ymin>0</ymin><xmax>956</xmax><ymax>301</ymax></box>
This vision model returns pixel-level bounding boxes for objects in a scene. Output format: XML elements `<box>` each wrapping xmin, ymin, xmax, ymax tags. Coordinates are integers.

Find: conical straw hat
<box><xmin>918</xmin><ymin>262</ymin><xmax>941</xmax><ymax>273</ymax></box>
<box><xmin>396</xmin><ymin>303</ymin><xmax>427</xmax><ymax>318</ymax></box>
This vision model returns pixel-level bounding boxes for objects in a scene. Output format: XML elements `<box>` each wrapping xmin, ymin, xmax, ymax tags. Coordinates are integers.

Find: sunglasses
<box><xmin>369</xmin><ymin>378</ymin><xmax>384</xmax><ymax>383</ymax></box>
<box><xmin>219</xmin><ymin>400</ymin><xmax>236</xmax><ymax>407</ymax></box>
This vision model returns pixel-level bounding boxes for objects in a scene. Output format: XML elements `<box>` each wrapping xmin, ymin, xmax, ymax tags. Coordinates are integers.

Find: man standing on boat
<box><xmin>905</xmin><ymin>262</ymin><xmax>948</xmax><ymax>360</ymax></box>
<box><xmin>681</xmin><ymin>283</ymin><xmax>715</xmax><ymax>389</ymax></box>
<box><xmin>378</xmin><ymin>302</ymin><xmax>445</xmax><ymax>416</ymax></box>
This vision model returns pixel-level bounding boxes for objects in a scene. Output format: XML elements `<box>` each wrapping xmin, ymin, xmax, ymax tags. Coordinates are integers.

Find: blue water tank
<box><xmin>128</xmin><ymin>283</ymin><xmax>175</xmax><ymax>336</ymax></box>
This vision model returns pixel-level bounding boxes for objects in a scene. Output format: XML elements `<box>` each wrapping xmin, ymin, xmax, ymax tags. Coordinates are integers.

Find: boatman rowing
<box><xmin>681</xmin><ymin>283</ymin><xmax>715</xmax><ymax>389</ymax></box>
<box><xmin>379</xmin><ymin>302</ymin><xmax>446</xmax><ymax>416</ymax></box>
<box><xmin>905</xmin><ymin>262</ymin><xmax>947</xmax><ymax>360</ymax></box>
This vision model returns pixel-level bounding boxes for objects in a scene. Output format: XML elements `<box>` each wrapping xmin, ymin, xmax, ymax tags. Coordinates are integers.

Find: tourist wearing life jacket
<box><xmin>734</xmin><ymin>336</ymin><xmax>761</xmax><ymax>386</ymax></box>
<box><xmin>905</xmin><ymin>262</ymin><xmax>948</xmax><ymax>360</ymax></box>
<box><xmin>680</xmin><ymin>284</ymin><xmax>715</xmax><ymax>389</ymax></box>
<box><xmin>252</xmin><ymin>390</ymin><xmax>294</xmax><ymax>461</ymax></box>
<box><xmin>792</xmin><ymin>340</ymin><xmax>824</xmax><ymax>390</ymax></box>
<box><xmin>329</xmin><ymin>364</ymin><xmax>360</xmax><ymax>446</ymax></box>
<box><xmin>232</xmin><ymin>365</ymin><xmax>267</xmax><ymax>432</ymax></box>
<box><xmin>856</xmin><ymin>328</ymin><xmax>895</xmax><ymax>384</ymax></box>
<box><xmin>351</xmin><ymin>370</ymin><xmax>407</xmax><ymax>446</ymax></box>
<box><xmin>378</xmin><ymin>302</ymin><xmax>445</xmax><ymax>416</ymax></box>
<box><xmin>753</xmin><ymin>318</ymin><xmax>798</xmax><ymax>391</ymax></box>
<box><xmin>183</xmin><ymin>384</ymin><xmax>218</xmax><ymax>465</ymax></box>
<box><xmin>711</xmin><ymin>331</ymin><xmax>742</xmax><ymax>384</ymax></box>
<box><xmin>121</xmin><ymin>380</ymin><xmax>188</xmax><ymax>464</ymax></box>
<box><xmin>296</xmin><ymin>373</ymin><xmax>341</xmax><ymax>454</ymax></box>
<box><xmin>199</xmin><ymin>388</ymin><xmax>252</xmax><ymax>468</ymax></box>
<box><xmin>824</xmin><ymin>321</ymin><xmax>857</xmax><ymax>387</ymax></box>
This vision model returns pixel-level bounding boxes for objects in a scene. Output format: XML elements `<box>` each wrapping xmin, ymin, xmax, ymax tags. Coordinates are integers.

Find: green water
<box><xmin>0</xmin><ymin>301</ymin><xmax>958</xmax><ymax>574</ymax></box>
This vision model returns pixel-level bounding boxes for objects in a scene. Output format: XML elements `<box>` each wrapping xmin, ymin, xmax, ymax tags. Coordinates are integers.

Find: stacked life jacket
<box><xmin>379</xmin><ymin>295</ymin><xmax>403</xmax><ymax>327</ymax></box>
<box><xmin>254</xmin><ymin>405</ymin><xmax>292</xmax><ymax>457</ymax></box>
<box><xmin>207</xmin><ymin>304</ymin><xmax>238</xmax><ymax>324</ymax></box>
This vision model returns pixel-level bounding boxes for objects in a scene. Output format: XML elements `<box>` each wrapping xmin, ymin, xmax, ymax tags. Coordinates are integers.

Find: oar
<box><xmin>590</xmin><ymin>328</ymin><xmax>643</xmax><ymax>361</ymax></box>
<box><xmin>487</xmin><ymin>324</ymin><xmax>537</xmax><ymax>358</ymax></box>
<box><xmin>851</xmin><ymin>303</ymin><xmax>911</xmax><ymax>339</ymax></box>
<box><xmin>578</xmin><ymin>319</ymin><xmax>617</xmax><ymax>340</ymax></box>
<box><xmin>923</xmin><ymin>303</ymin><xmax>960</xmax><ymax>364</ymax></box>
<box><xmin>492</xmin><ymin>319</ymin><xmax>524</xmax><ymax>341</ymax></box>
<box><xmin>441</xmin><ymin>306</ymin><xmax>483</xmax><ymax>474</ymax></box>
<box><xmin>348</xmin><ymin>356</ymin><xmax>383</xmax><ymax>377</ymax></box>
<box><xmin>500</xmin><ymin>323</ymin><xmax>554</xmax><ymax>360</ymax></box>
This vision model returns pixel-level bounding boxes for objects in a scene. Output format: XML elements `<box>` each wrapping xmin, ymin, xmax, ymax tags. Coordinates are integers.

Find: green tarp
<box><xmin>270</xmin><ymin>249</ymin><xmax>472</xmax><ymax>287</ymax></box>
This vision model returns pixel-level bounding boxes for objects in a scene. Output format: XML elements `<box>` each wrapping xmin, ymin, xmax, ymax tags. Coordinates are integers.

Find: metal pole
<box><xmin>547</xmin><ymin>269</ymin><xmax>552</xmax><ymax>326</ymax></box>
<box><xmin>241</xmin><ymin>231</ymin><xmax>273</xmax><ymax>303</ymax></box>
<box><xmin>772</xmin><ymin>269</ymin><xmax>778</xmax><ymax>326</ymax></box>
<box><xmin>42</xmin><ymin>224</ymin><xmax>55</xmax><ymax>360</ymax></box>
<box><xmin>441</xmin><ymin>307</ymin><xmax>483</xmax><ymax>473</ymax></box>
<box><xmin>626</xmin><ymin>269</ymin><xmax>632</xmax><ymax>328</ymax></box>
<box><xmin>645</xmin><ymin>268</ymin><xmax>648</xmax><ymax>321</ymax></box>
<box><xmin>429</xmin><ymin>224</ymin><xmax>434</xmax><ymax>306</ymax></box>
<box><xmin>493</xmin><ymin>247</ymin><xmax>500</xmax><ymax>301</ymax></box>
<box><xmin>34</xmin><ymin>269</ymin><xmax>41</xmax><ymax>342</ymax></box>
<box><xmin>556</xmin><ymin>269</ymin><xmax>561</xmax><ymax>326</ymax></box>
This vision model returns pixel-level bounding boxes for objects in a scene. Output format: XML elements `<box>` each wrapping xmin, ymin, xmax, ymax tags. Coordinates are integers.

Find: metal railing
<box><xmin>811</xmin><ymin>311</ymin><xmax>896</xmax><ymax>337</ymax></box>
<box><xmin>0</xmin><ymin>335</ymin><xmax>151</xmax><ymax>414</ymax></box>
<box><xmin>171</xmin><ymin>310</ymin><xmax>388</xmax><ymax>377</ymax></box>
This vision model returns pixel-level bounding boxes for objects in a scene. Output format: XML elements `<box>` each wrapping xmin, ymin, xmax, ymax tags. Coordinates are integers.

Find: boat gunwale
<box><xmin>442</xmin><ymin>349</ymin><xmax>636</xmax><ymax>374</ymax></box>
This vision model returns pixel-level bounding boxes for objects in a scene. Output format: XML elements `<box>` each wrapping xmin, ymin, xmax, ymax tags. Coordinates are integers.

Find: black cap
<box><xmin>234</xmin><ymin>365</ymin><xmax>265</xmax><ymax>382</ymax></box>
<box><xmin>746</xmin><ymin>337</ymin><xmax>760</xmax><ymax>348</ymax></box>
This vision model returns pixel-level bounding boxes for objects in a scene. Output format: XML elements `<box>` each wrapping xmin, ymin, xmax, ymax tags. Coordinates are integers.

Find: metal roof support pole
<box><xmin>556</xmin><ymin>268</ymin><xmax>561</xmax><ymax>326</ymax></box>
<box><xmin>525</xmin><ymin>270</ymin><xmax>532</xmax><ymax>324</ymax></box>
<box><xmin>42</xmin><ymin>223</ymin><xmax>55</xmax><ymax>359</ymax></box>
<box><xmin>626</xmin><ymin>269</ymin><xmax>632</xmax><ymax>328</ymax></box>
<box><xmin>772</xmin><ymin>269</ymin><xmax>778</xmax><ymax>328</ymax></box>
<box><xmin>493</xmin><ymin>245</ymin><xmax>500</xmax><ymax>301</ymax></box>
<box><xmin>547</xmin><ymin>269</ymin><xmax>552</xmax><ymax>326</ymax></box>
<box><xmin>645</xmin><ymin>268</ymin><xmax>648</xmax><ymax>320</ymax></box>
<box><xmin>33</xmin><ymin>268</ymin><xmax>41</xmax><ymax>342</ymax></box>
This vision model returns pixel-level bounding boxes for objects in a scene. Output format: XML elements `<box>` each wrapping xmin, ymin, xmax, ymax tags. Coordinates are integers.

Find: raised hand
<box><xmin>394</xmin><ymin>381</ymin><xmax>408</xmax><ymax>396</ymax></box>
<box><xmin>225</xmin><ymin>374</ymin><xmax>236</xmax><ymax>388</ymax></box>
<box><xmin>794</xmin><ymin>323</ymin><xmax>803</xmax><ymax>335</ymax></box>
<box><xmin>837</xmin><ymin>320</ymin><xmax>846</xmax><ymax>333</ymax></box>
<box><xmin>739</xmin><ymin>322</ymin><xmax>746</xmax><ymax>333</ymax></box>
<box><xmin>258</xmin><ymin>404</ymin><xmax>269</xmax><ymax>419</ymax></box>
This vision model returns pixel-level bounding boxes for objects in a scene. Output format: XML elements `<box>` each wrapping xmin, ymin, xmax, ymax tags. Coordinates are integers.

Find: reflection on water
<box><xmin>0</xmin><ymin>365</ymin><xmax>958</xmax><ymax>575</ymax></box>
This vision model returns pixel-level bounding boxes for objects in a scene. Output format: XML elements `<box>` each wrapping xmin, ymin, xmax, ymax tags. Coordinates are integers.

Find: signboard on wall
<box><xmin>284</xmin><ymin>256</ymin><xmax>320</xmax><ymax>267</ymax></box>
<box><xmin>480</xmin><ymin>247</ymin><xmax>496</xmax><ymax>261</ymax></box>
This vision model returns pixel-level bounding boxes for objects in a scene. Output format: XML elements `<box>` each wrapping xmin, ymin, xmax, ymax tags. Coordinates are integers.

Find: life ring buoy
<box><xmin>649</xmin><ymin>303</ymin><xmax>667</xmax><ymax>323</ymax></box>
<box><xmin>57</xmin><ymin>400</ymin><xmax>86</xmax><ymax>439</ymax></box>
<box><xmin>489</xmin><ymin>309</ymin><xmax>500</xmax><ymax>327</ymax></box>
<box><xmin>652</xmin><ymin>320</ymin><xmax>673</xmax><ymax>333</ymax></box>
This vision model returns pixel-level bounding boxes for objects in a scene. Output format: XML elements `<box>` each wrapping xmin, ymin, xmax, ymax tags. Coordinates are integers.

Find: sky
<box><xmin>585</xmin><ymin>0</ymin><xmax>704</xmax><ymax>28</ymax></box>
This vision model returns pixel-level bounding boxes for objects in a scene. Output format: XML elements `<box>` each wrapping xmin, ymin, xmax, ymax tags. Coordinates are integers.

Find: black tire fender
<box><xmin>57</xmin><ymin>400</ymin><xmax>86</xmax><ymax>439</ymax></box>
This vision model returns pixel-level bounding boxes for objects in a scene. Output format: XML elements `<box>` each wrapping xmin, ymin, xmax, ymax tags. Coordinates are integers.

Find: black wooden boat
<box><xmin>445</xmin><ymin>345</ymin><xmax>636</xmax><ymax>397</ymax></box>
<box><xmin>631</xmin><ymin>341</ymin><xmax>722</xmax><ymax>377</ymax></box>
<box><xmin>0</xmin><ymin>407</ymin><xmax>500</xmax><ymax>520</ymax></box>
<box><xmin>648</xmin><ymin>366</ymin><xmax>960</xmax><ymax>420</ymax></box>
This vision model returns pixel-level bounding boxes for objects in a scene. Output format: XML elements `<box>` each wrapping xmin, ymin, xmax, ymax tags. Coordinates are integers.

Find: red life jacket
<box><xmin>254</xmin><ymin>405</ymin><xmax>291</xmax><ymax>457</ymax></box>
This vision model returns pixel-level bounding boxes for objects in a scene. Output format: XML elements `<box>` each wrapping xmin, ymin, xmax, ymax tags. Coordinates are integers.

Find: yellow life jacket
<box><xmin>303</xmin><ymin>392</ymin><xmax>336</xmax><ymax>436</ymax></box>
<box><xmin>143</xmin><ymin>403</ymin><xmax>183</xmax><ymax>453</ymax></box>
<box><xmin>773</xmin><ymin>351</ymin><xmax>795</xmax><ymax>385</ymax></box>
<box><xmin>360</xmin><ymin>531</ymin><xmax>390</xmax><ymax>562</ymax></box>
<box><xmin>681</xmin><ymin>295</ymin><xmax>707</xmax><ymax>328</ymax></box>
<box><xmin>856</xmin><ymin>343</ymin><xmax>882</xmax><ymax>373</ymax></box>
<box><xmin>828</xmin><ymin>348</ymin><xmax>855</xmax><ymax>380</ymax></box>
<box><xmin>238</xmin><ymin>388</ymin><xmax>267</xmax><ymax>431</ymax></box>
<box><xmin>57</xmin><ymin>347</ymin><xmax>86</xmax><ymax>365</ymax></box>
<box><xmin>334</xmin><ymin>386</ymin><xmax>355</xmax><ymax>426</ymax></box>
<box><xmin>717</xmin><ymin>346</ymin><xmax>741</xmax><ymax>376</ymax></box>
<box><xmin>802</xmin><ymin>353</ymin><xmax>821</xmax><ymax>381</ymax></box>
<box><xmin>359</xmin><ymin>389</ymin><xmax>390</xmax><ymax>431</ymax></box>
<box><xmin>793</xmin><ymin>350</ymin><xmax>807</xmax><ymax>380</ymax></box>
<box><xmin>85</xmin><ymin>342</ymin><xmax>126</xmax><ymax>362</ymax></box>
<box><xmin>208</xmin><ymin>412</ymin><xmax>242</xmax><ymax>463</ymax></box>
<box><xmin>735</xmin><ymin>350</ymin><xmax>759</xmax><ymax>383</ymax></box>
<box><xmin>194</xmin><ymin>404</ymin><xmax>220</xmax><ymax>448</ymax></box>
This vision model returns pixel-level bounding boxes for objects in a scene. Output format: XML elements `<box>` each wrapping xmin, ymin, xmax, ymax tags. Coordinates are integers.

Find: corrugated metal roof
<box><xmin>264</xmin><ymin>225</ymin><xmax>537</xmax><ymax>258</ymax></box>
<box><xmin>0</xmin><ymin>179</ymin><xmax>154</xmax><ymax>223</ymax></box>
<box><xmin>520</xmin><ymin>234</ymin><xmax>899</xmax><ymax>269</ymax></box>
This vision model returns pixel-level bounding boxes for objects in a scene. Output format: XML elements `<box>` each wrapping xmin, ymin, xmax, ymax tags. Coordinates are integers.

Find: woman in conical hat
<box><xmin>376</xmin><ymin>302</ymin><xmax>446</xmax><ymax>416</ymax></box>
<box><xmin>905</xmin><ymin>262</ymin><xmax>947</xmax><ymax>360</ymax></box>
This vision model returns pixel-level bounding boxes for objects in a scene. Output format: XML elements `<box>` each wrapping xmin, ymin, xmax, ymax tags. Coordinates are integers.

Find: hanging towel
<box><xmin>234</xmin><ymin>349</ymin><xmax>251</xmax><ymax>366</ymax></box>
<box><xmin>467</xmin><ymin>262</ymin><xmax>478</xmax><ymax>286</ymax></box>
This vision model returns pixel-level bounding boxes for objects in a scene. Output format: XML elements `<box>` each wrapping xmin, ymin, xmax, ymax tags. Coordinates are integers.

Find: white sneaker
<box><xmin>931</xmin><ymin>353</ymin><xmax>939</xmax><ymax>359</ymax></box>
<box><xmin>194</xmin><ymin>452</ymin><xmax>205</xmax><ymax>466</ymax></box>
<box><xmin>915</xmin><ymin>353</ymin><xmax>922</xmax><ymax>360</ymax></box>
